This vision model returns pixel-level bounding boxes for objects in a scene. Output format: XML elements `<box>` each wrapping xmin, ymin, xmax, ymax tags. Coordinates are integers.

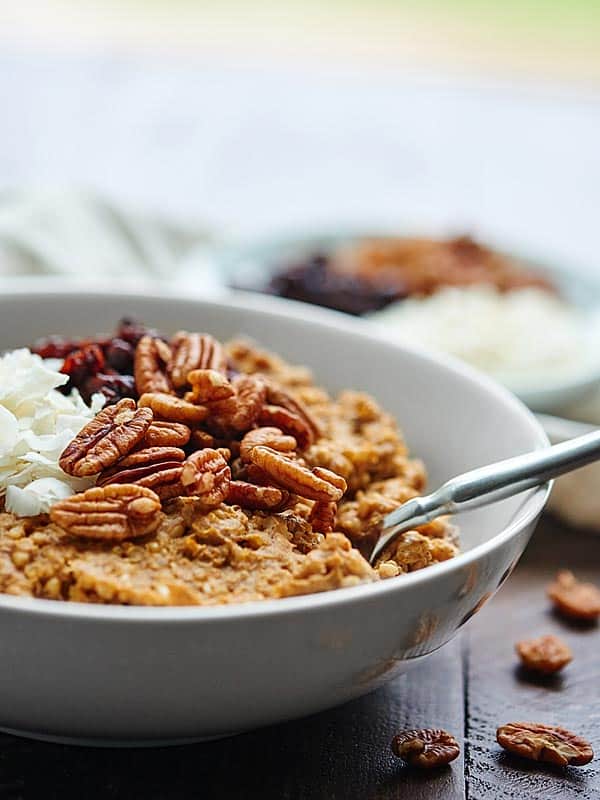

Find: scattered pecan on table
<box><xmin>496</xmin><ymin>722</ymin><xmax>593</xmax><ymax>767</ymax></box>
<box><xmin>391</xmin><ymin>728</ymin><xmax>460</xmax><ymax>769</ymax></box>
<box><xmin>515</xmin><ymin>634</ymin><xmax>572</xmax><ymax>675</ymax></box>
<box><xmin>547</xmin><ymin>570</ymin><xmax>600</xmax><ymax>621</ymax></box>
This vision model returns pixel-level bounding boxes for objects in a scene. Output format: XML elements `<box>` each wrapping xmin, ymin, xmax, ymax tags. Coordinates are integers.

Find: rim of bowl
<box><xmin>0</xmin><ymin>284</ymin><xmax>551</xmax><ymax>623</ymax></box>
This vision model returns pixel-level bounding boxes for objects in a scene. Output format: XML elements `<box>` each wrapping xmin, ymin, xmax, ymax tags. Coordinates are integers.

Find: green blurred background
<box><xmin>3</xmin><ymin>0</ymin><xmax>600</xmax><ymax>82</ymax></box>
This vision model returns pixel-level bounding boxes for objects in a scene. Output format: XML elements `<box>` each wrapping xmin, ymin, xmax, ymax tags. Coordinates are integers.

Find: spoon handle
<box><xmin>369</xmin><ymin>429</ymin><xmax>600</xmax><ymax>564</ymax></box>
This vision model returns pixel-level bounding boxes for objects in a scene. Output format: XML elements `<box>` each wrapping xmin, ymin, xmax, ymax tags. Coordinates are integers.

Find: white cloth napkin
<box><xmin>0</xmin><ymin>188</ymin><xmax>214</xmax><ymax>282</ymax></box>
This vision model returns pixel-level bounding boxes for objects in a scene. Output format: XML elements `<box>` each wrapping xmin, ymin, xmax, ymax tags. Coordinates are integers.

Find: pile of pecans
<box><xmin>49</xmin><ymin>330</ymin><xmax>348</xmax><ymax>542</ymax></box>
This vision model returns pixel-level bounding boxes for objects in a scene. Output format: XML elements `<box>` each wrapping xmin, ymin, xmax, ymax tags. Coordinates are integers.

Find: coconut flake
<box><xmin>6</xmin><ymin>477</ymin><xmax>76</xmax><ymax>516</ymax></box>
<box><xmin>0</xmin><ymin>349</ymin><xmax>104</xmax><ymax>515</ymax></box>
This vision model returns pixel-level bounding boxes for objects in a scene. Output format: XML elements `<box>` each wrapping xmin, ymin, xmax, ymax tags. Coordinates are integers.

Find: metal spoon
<box><xmin>367</xmin><ymin>429</ymin><xmax>600</xmax><ymax>565</ymax></box>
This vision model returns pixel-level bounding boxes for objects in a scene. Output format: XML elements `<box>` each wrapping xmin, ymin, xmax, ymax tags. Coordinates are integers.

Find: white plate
<box><xmin>0</xmin><ymin>287</ymin><xmax>548</xmax><ymax>745</ymax></box>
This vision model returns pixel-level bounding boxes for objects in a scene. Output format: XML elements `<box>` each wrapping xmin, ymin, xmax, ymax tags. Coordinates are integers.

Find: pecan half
<box><xmin>516</xmin><ymin>634</ymin><xmax>572</xmax><ymax>674</ymax></box>
<box><xmin>179</xmin><ymin>448</ymin><xmax>231</xmax><ymax>508</ymax></box>
<box><xmin>187</xmin><ymin>369</ymin><xmax>235</xmax><ymax>403</ymax></box>
<box><xmin>97</xmin><ymin>446</ymin><xmax>185</xmax><ymax>497</ymax></box>
<box><xmin>169</xmin><ymin>332</ymin><xmax>226</xmax><ymax>388</ymax></box>
<box><xmin>496</xmin><ymin>722</ymin><xmax>593</xmax><ymax>767</ymax></box>
<box><xmin>139</xmin><ymin>392</ymin><xmax>209</xmax><ymax>425</ymax></box>
<box><xmin>134</xmin><ymin>335</ymin><xmax>172</xmax><ymax>395</ymax></box>
<box><xmin>248</xmin><ymin>446</ymin><xmax>346</xmax><ymax>502</ymax></box>
<box><xmin>233</xmin><ymin>461</ymin><xmax>275</xmax><ymax>486</ymax></box>
<box><xmin>50</xmin><ymin>484</ymin><xmax>162</xmax><ymax>540</ymax></box>
<box><xmin>190</xmin><ymin>429</ymin><xmax>217</xmax><ymax>449</ymax></box>
<box><xmin>226</xmin><ymin>480</ymin><xmax>289</xmax><ymax>511</ymax></box>
<box><xmin>392</xmin><ymin>729</ymin><xmax>460</xmax><ymax>769</ymax></box>
<box><xmin>208</xmin><ymin>374</ymin><xmax>267</xmax><ymax>435</ymax></box>
<box><xmin>265</xmin><ymin>380</ymin><xmax>321</xmax><ymax>441</ymax></box>
<box><xmin>190</xmin><ymin>429</ymin><xmax>241</xmax><ymax>457</ymax></box>
<box><xmin>240</xmin><ymin>427</ymin><xmax>297</xmax><ymax>462</ymax></box>
<box><xmin>59</xmin><ymin>398</ymin><xmax>153</xmax><ymax>477</ymax></box>
<box><xmin>258</xmin><ymin>404</ymin><xmax>313</xmax><ymax>449</ymax></box>
<box><xmin>309</xmin><ymin>500</ymin><xmax>337</xmax><ymax>533</ymax></box>
<box><xmin>547</xmin><ymin>570</ymin><xmax>600</xmax><ymax>621</ymax></box>
<box><xmin>144</xmin><ymin>420</ymin><xmax>191</xmax><ymax>448</ymax></box>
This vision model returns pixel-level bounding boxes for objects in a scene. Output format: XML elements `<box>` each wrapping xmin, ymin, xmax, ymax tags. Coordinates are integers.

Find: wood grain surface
<box><xmin>465</xmin><ymin>517</ymin><xmax>600</xmax><ymax>800</ymax></box>
<box><xmin>0</xmin><ymin>518</ymin><xmax>597</xmax><ymax>799</ymax></box>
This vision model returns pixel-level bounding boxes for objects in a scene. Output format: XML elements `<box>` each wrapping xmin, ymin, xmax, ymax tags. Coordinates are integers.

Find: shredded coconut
<box><xmin>371</xmin><ymin>286</ymin><xmax>597</xmax><ymax>389</ymax></box>
<box><xmin>0</xmin><ymin>349</ymin><xmax>104</xmax><ymax>516</ymax></box>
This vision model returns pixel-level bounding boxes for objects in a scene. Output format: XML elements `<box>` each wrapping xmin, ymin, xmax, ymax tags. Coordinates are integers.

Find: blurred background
<box><xmin>0</xmin><ymin>0</ymin><xmax>599</xmax><ymax>267</ymax></box>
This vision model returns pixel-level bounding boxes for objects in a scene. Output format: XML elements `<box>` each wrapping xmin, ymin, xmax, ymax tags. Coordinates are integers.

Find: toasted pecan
<box><xmin>240</xmin><ymin>427</ymin><xmax>297</xmax><ymax>462</ymax></box>
<box><xmin>134</xmin><ymin>335</ymin><xmax>172</xmax><ymax>395</ymax></box>
<box><xmin>169</xmin><ymin>332</ymin><xmax>226</xmax><ymax>388</ymax></box>
<box><xmin>226</xmin><ymin>480</ymin><xmax>289</xmax><ymax>511</ymax></box>
<box><xmin>50</xmin><ymin>484</ymin><xmax>162</xmax><ymax>540</ymax></box>
<box><xmin>139</xmin><ymin>392</ymin><xmax>209</xmax><ymax>425</ymax></box>
<box><xmin>59</xmin><ymin>399</ymin><xmax>152</xmax><ymax>477</ymax></box>
<box><xmin>179</xmin><ymin>448</ymin><xmax>231</xmax><ymax>508</ymax></box>
<box><xmin>248</xmin><ymin>446</ymin><xmax>346</xmax><ymax>502</ymax></box>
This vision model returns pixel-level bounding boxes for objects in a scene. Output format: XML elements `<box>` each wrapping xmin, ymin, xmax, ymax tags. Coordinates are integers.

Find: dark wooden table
<box><xmin>0</xmin><ymin>514</ymin><xmax>598</xmax><ymax>800</ymax></box>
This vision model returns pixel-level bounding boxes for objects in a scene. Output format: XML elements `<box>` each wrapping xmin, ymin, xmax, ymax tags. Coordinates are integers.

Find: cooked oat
<box><xmin>0</xmin><ymin>334</ymin><xmax>459</xmax><ymax>605</ymax></box>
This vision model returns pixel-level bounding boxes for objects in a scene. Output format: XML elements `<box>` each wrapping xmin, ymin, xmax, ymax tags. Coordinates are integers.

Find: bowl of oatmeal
<box><xmin>222</xmin><ymin>231</ymin><xmax>600</xmax><ymax>412</ymax></box>
<box><xmin>0</xmin><ymin>288</ymin><xmax>548</xmax><ymax>744</ymax></box>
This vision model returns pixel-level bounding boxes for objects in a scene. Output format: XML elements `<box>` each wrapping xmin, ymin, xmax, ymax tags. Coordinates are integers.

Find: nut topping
<box><xmin>134</xmin><ymin>335</ymin><xmax>172</xmax><ymax>395</ymax></box>
<box><xmin>516</xmin><ymin>634</ymin><xmax>572</xmax><ymax>674</ymax></box>
<box><xmin>169</xmin><ymin>332</ymin><xmax>226</xmax><ymax>387</ymax></box>
<box><xmin>226</xmin><ymin>480</ymin><xmax>289</xmax><ymax>511</ymax></box>
<box><xmin>258</xmin><ymin>404</ymin><xmax>313</xmax><ymax>450</ymax></box>
<box><xmin>391</xmin><ymin>728</ymin><xmax>460</xmax><ymax>769</ymax></box>
<box><xmin>309</xmin><ymin>500</ymin><xmax>337</xmax><ymax>533</ymax></box>
<box><xmin>59</xmin><ymin>398</ymin><xmax>153</xmax><ymax>477</ymax></box>
<box><xmin>208</xmin><ymin>375</ymin><xmax>267</xmax><ymax>435</ymax></box>
<box><xmin>248</xmin><ymin>446</ymin><xmax>346</xmax><ymax>502</ymax></box>
<box><xmin>96</xmin><ymin>446</ymin><xmax>186</xmax><ymax>495</ymax></box>
<box><xmin>547</xmin><ymin>570</ymin><xmax>600</xmax><ymax>621</ymax></box>
<box><xmin>496</xmin><ymin>722</ymin><xmax>593</xmax><ymax>767</ymax></box>
<box><xmin>265</xmin><ymin>380</ymin><xmax>322</xmax><ymax>442</ymax></box>
<box><xmin>50</xmin><ymin>484</ymin><xmax>162</xmax><ymax>540</ymax></box>
<box><xmin>187</xmin><ymin>369</ymin><xmax>235</xmax><ymax>403</ymax></box>
<box><xmin>179</xmin><ymin>448</ymin><xmax>231</xmax><ymax>508</ymax></box>
<box><xmin>240</xmin><ymin>427</ymin><xmax>297</xmax><ymax>462</ymax></box>
<box><xmin>139</xmin><ymin>392</ymin><xmax>209</xmax><ymax>425</ymax></box>
<box><xmin>144</xmin><ymin>420</ymin><xmax>191</xmax><ymax>448</ymax></box>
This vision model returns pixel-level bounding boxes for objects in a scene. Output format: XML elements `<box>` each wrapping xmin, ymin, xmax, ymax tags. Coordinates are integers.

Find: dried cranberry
<box><xmin>32</xmin><ymin>336</ymin><xmax>82</xmax><ymax>359</ymax></box>
<box><xmin>265</xmin><ymin>253</ymin><xmax>401</xmax><ymax>316</ymax></box>
<box><xmin>83</xmin><ymin>374</ymin><xmax>136</xmax><ymax>405</ymax></box>
<box><xmin>105</xmin><ymin>338</ymin><xmax>134</xmax><ymax>372</ymax></box>
<box><xmin>60</xmin><ymin>344</ymin><xmax>106</xmax><ymax>386</ymax></box>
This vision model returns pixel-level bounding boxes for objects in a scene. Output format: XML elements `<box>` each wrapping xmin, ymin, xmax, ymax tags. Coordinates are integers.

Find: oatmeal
<box><xmin>255</xmin><ymin>235</ymin><xmax>553</xmax><ymax>316</ymax></box>
<box><xmin>0</xmin><ymin>322</ymin><xmax>458</xmax><ymax>606</ymax></box>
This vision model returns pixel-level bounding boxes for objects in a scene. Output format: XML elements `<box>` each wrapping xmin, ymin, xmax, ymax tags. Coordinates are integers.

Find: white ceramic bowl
<box><xmin>0</xmin><ymin>288</ymin><xmax>549</xmax><ymax>745</ymax></box>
